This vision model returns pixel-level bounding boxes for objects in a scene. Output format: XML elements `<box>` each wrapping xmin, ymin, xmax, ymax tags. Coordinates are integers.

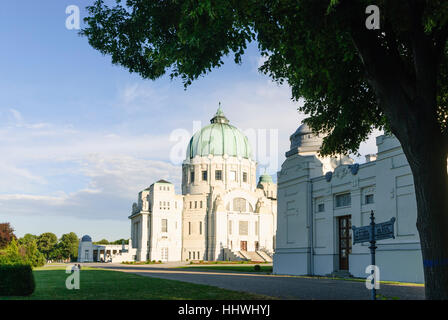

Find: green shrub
<box><xmin>254</xmin><ymin>264</ymin><xmax>261</xmax><ymax>272</ymax></box>
<box><xmin>0</xmin><ymin>264</ymin><xmax>35</xmax><ymax>296</ymax></box>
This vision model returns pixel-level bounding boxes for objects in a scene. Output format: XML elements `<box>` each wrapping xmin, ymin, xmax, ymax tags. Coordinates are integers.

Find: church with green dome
<box><xmin>128</xmin><ymin>107</ymin><xmax>277</xmax><ymax>262</ymax></box>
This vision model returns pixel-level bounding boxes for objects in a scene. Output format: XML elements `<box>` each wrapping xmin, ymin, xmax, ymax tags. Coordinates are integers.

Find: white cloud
<box><xmin>0</xmin><ymin>155</ymin><xmax>180</xmax><ymax>220</ymax></box>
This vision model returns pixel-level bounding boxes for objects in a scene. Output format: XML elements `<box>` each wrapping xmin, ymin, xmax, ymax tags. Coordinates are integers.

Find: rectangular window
<box><xmin>188</xmin><ymin>222</ymin><xmax>191</xmax><ymax>235</ymax></box>
<box><xmin>85</xmin><ymin>250</ymin><xmax>89</xmax><ymax>260</ymax></box>
<box><xmin>195</xmin><ymin>201</ymin><xmax>197</xmax><ymax>209</ymax></box>
<box><xmin>365</xmin><ymin>194</ymin><xmax>374</xmax><ymax>204</ymax></box>
<box><xmin>200</xmin><ymin>201</ymin><xmax>203</xmax><ymax>208</ymax></box>
<box><xmin>199</xmin><ymin>221</ymin><xmax>202</xmax><ymax>235</ymax></box>
<box><xmin>190</xmin><ymin>201</ymin><xmax>192</xmax><ymax>209</ymax></box>
<box><xmin>161</xmin><ymin>219</ymin><xmax>168</xmax><ymax>232</ymax></box>
<box><xmin>202</xmin><ymin>170</ymin><xmax>208</xmax><ymax>181</ymax></box>
<box><xmin>193</xmin><ymin>251</ymin><xmax>196</xmax><ymax>259</ymax></box>
<box><xmin>161</xmin><ymin>248</ymin><xmax>168</xmax><ymax>260</ymax></box>
<box><xmin>243</xmin><ymin>172</ymin><xmax>247</xmax><ymax>183</ymax></box>
<box><xmin>230</xmin><ymin>170</ymin><xmax>237</xmax><ymax>181</ymax></box>
<box><xmin>190</xmin><ymin>171</ymin><xmax>195</xmax><ymax>183</ymax></box>
<box><xmin>229</xmin><ymin>220</ymin><xmax>232</xmax><ymax>235</ymax></box>
<box><xmin>215</xmin><ymin>170</ymin><xmax>222</xmax><ymax>180</ymax></box>
<box><xmin>239</xmin><ymin>221</ymin><xmax>249</xmax><ymax>236</ymax></box>
<box><xmin>335</xmin><ymin>193</ymin><xmax>351</xmax><ymax>208</ymax></box>
<box><xmin>189</xmin><ymin>251</ymin><xmax>191</xmax><ymax>260</ymax></box>
<box><xmin>317</xmin><ymin>203</ymin><xmax>325</xmax><ymax>212</ymax></box>
<box><xmin>255</xmin><ymin>221</ymin><xmax>259</xmax><ymax>236</ymax></box>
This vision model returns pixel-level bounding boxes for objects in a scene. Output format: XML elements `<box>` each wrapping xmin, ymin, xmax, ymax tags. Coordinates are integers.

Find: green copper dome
<box><xmin>259</xmin><ymin>174</ymin><xmax>273</xmax><ymax>183</ymax></box>
<box><xmin>186</xmin><ymin>107</ymin><xmax>253</xmax><ymax>160</ymax></box>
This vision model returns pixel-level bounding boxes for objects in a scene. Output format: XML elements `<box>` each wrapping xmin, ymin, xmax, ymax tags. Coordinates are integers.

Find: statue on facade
<box><xmin>255</xmin><ymin>197</ymin><xmax>265</xmax><ymax>213</ymax></box>
<box><xmin>214</xmin><ymin>194</ymin><xmax>224</xmax><ymax>211</ymax></box>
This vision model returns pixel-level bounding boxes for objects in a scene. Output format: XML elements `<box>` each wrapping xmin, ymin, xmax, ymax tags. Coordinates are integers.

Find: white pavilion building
<box><xmin>273</xmin><ymin>123</ymin><xmax>426</xmax><ymax>283</ymax></box>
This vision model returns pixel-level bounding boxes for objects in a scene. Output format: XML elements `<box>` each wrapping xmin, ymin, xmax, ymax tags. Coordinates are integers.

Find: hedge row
<box><xmin>0</xmin><ymin>264</ymin><xmax>35</xmax><ymax>296</ymax></box>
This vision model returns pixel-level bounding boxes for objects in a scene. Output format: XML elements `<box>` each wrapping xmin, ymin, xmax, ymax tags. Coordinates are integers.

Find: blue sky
<box><xmin>0</xmin><ymin>1</ymin><xmax>380</xmax><ymax>241</ymax></box>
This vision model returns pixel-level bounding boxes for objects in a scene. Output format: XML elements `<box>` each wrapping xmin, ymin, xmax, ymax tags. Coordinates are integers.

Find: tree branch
<box><xmin>434</xmin><ymin>24</ymin><xmax>448</xmax><ymax>63</ymax></box>
<box><xmin>408</xmin><ymin>0</ymin><xmax>438</xmax><ymax>105</ymax></box>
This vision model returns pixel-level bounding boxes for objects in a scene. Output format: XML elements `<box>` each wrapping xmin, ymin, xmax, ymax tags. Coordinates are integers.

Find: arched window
<box><xmin>233</xmin><ymin>198</ymin><xmax>246</xmax><ymax>212</ymax></box>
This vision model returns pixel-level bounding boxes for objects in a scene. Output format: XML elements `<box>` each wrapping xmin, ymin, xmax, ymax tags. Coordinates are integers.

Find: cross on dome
<box><xmin>210</xmin><ymin>103</ymin><xmax>229</xmax><ymax>124</ymax></box>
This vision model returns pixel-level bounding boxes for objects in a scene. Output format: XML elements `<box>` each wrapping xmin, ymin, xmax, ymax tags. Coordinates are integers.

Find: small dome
<box><xmin>81</xmin><ymin>235</ymin><xmax>92</xmax><ymax>242</ymax></box>
<box><xmin>288</xmin><ymin>121</ymin><xmax>323</xmax><ymax>154</ymax></box>
<box><xmin>186</xmin><ymin>106</ymin><xmax>252</xmax><ymax>160</ymax></box>
<box><xmin>259</xmin><ymin>174</ymin><xmax>273</xmax><ymax>183</ymax></box>
<box><xmin>295</xmin><ymin>123</ymin><xmax>312</xmax><ymax>135</ymax></box>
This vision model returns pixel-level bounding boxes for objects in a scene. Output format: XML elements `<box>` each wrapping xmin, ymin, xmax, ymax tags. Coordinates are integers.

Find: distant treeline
<box><xmin>0</xmin><ymin>223</ymin><xmax>127</xmax><ymax>268</ymax></box>
<box><xmin>93</xmin><ymin>239</ymin><xmax>129</xmax><ymax>245</ymax></box>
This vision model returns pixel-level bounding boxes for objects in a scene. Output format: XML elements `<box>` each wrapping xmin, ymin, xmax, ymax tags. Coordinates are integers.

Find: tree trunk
<box><xmin>399</xmin><ymin>132</ymin><xmax>448</xmax><ymax>299</ymax></box>
<box><xmin>349</xmin><ymin>9</ymin><xmax>448</xmax><ymax>298</ymax></box>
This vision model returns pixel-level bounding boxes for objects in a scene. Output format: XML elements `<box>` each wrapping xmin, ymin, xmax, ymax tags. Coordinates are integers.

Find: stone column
<box><xmin>139</xmin><ymin>214</ymin><xmax>148</xmax><ymax>261</ymax></box>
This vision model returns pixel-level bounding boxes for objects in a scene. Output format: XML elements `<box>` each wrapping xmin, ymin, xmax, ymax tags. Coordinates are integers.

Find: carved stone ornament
<box><xmin>349</xmin><ymin>163</ymin><xmax>360</xmax><ymax>175</ymax></box>
<box><xmin>334</xmin><ymin>166</ymin><xmax>350</xmax><ymax>179</ymax></box>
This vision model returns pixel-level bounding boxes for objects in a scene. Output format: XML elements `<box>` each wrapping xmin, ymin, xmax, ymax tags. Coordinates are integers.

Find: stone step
<box><xmin>256</xmin><ymin>250</ymin><xmax>273</xmax><ymax>262</ymax></box>
<box><xmin>327</xmin><ymin>270</ymin><xmax>354</xmax><ymax>278</ymax></box>
<box><xmin>240</xmin><ymin>250</ymin><xmax>265</xmax><ymax>262</ymax></box>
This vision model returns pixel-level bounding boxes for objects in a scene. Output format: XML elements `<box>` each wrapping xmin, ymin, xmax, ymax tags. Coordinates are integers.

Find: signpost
<box><xmin>352</xmin><ymin>210</ymin><xmax>396</xmax><ymax>300</ymax></box>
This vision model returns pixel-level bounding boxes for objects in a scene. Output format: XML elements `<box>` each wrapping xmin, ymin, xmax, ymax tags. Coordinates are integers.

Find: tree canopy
<box><xmin>0</xmin><ymin>223</ymin><xmax>16</xmax><ymax>249</ymax></box>
<box><xmin>37</xmin><ymin>232</ymin><xmax>58</xmax><ymax>259</ymax></box>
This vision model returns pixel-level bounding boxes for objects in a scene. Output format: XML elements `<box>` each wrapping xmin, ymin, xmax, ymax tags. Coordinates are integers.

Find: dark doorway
<box><xmin>338</xmin><ymin>215</ymin><xmax>352</xmax><ymax>270</ymax></box>
<box><xmin>255</xmin><ymin>241</ymin><xmax>259</xmax><ymax>251</ymax></box>
<box><xmin>240</xmin><ymin>241</ymin><xmax>247</xmax><ymax>251</ymax></box>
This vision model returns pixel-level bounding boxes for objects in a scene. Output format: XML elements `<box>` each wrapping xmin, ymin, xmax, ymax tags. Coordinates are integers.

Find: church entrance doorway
<box><xmin>338</xmin><ymin>215</ymin><xmax>352</xmax><ymax>270</ymax></box>
<box><xmin>240</xmin><ymin>241</ymin><xmax>247</xmax><ymax>251</ymax></box>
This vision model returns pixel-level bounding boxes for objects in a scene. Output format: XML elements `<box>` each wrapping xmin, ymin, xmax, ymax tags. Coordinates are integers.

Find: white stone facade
<box><xmin>273</xmin><ymin>124</ymin><xmax>425</xmax><ymax>283</ymax></box>
<box><xmin>129</xmin><ymin>110</ymin><xmax>277</xmax><ymax>262</ymax></box>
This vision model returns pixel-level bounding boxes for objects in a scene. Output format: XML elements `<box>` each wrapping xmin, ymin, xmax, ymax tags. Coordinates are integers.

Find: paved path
<box><xmin>88</xmin><ymin>263</ymin><xmax>425</xmax><ymax>300</ymax></box>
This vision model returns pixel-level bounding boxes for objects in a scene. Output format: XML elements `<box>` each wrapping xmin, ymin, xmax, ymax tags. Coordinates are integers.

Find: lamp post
<box><xmin>369</xmin><ymin>211</ymin><xmax>377</xmax><ymax>300</ymax></box>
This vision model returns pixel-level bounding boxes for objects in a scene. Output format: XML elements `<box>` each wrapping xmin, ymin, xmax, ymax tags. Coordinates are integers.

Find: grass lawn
<box><xmin>0</xmin><ymin>267</ymin><xmax>272</xmax><ymax>300</ymax></box>
<box><xmin>188</xmin><ymin>260</ymin><xmax>269</xmax><ymax>265</ymax></box>
<box><xmin>181</xmin><ymin>265</ymin><xmax>273</xmax><ymax>273</ymax></box>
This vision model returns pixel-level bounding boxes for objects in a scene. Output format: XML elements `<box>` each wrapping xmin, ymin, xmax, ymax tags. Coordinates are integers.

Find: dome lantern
<box><xmin>210</xmin><ymin>103</ymin><xmax>229</xmax><ymax>124</ymax></box>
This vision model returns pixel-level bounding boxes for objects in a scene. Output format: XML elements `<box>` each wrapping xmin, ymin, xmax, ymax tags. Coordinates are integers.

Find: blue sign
<box><xmin>352</xmin><ymin>217</ymin><xmax>396</xmax><ymax>244</ymax></box>
<box><xmin>352</xmin><ymin>225</ymin><xmax>371</xmax><ymax>244</ymax></box>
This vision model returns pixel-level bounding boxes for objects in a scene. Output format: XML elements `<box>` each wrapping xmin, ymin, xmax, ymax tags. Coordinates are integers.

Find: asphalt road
<box><xmin>88</xmin><ymin>263</ymin><xmax>425</xmax><ymax>300</ymax></box>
